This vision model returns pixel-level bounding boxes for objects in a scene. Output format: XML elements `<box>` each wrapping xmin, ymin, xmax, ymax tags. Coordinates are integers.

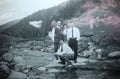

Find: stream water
<box><xmin>54</xmin><ymin>70</ymin><xmax>120</xmax><ymax>79</ymax></box>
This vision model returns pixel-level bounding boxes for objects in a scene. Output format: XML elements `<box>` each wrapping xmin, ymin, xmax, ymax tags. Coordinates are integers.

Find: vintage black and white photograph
<box><xmin>0</xmin><ymin>0</ymin><xmax>120</xmax><ymax>79</ymax></box>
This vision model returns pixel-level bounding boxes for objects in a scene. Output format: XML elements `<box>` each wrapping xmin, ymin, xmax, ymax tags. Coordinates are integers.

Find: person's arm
<box><xmin>66</xmin><ymin>28</ymin><xmax>71</xmax><ymax>41</ymax></box>
<box><xmin>76</xmin><ymin>28</ymin><xmax>80</xmax><ymax>41</ymax></box>
<box><xmin>51</xmin><ymin>28</ymin><xmax>55</xmax><ymax>42</ymax></box>
<box><xmin>56</xmin><ymin>46</ymin><xmax>62</xmax><ymax>55</ymax></box>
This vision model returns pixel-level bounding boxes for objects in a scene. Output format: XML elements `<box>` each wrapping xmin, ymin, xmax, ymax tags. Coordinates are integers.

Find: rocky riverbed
<box><xmin>1</xmin><ymin>40</ymin><xmax>120</xmax><ymax>79</ymax></box>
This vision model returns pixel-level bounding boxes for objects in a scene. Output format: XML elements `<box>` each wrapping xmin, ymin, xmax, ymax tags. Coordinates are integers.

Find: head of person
<box><xmin>51</xmin><ymin>20</ymin><xmax>57</xmax><ymax>27</ymax></box>
<box><xmin>63</xmin><ymin>24</ymin><xmax>68</xmax><ymax>29</ymax></box>
<box><xmin>68</xmin><ymin>21</ymin><xmax>74</xmax><ymax>28</ymax></box>
<box><xmin>57</xmin><ymin>21</ymin><xmax>62</xmax><ymax>26</ymax></box>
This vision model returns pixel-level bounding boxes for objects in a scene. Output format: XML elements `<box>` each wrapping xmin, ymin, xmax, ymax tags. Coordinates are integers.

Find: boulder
<box><xmin>9</xmin><ymin>71</ymin><xmax>27</xmax><ymax>79</ymax></box>
<box><xmin>14</xmin><ymin>64</ymin><xmax>26</xmax><ymax>72</ymax></box>
<box><xmin>2</xmin><ymin>53</ymin><xmax>14</xmax><ymax>63</ymax></box>
<box><xmin>0</xmin><ymin>64</ymin><xmax>10</xmax><ymax>74</ymax></box>
<box><xmin>0</xmin><ymin>61</ymin><xmax>9</xmax><ymax>65</ymax></box>
<box><xmin>108</xmin><ymin>51</ymin><xmax>120</xmax><ymax>58</ymax></box>
<box><xmin>13</xmin><ymin>56</ymin><xmax>26</xmax><ymax>72</ymax></box>
<box><xmin>13</xmin><ymin>56</ymin><xmax>25</xmax><ymax>66</ymax></box>
<box><xmin>37</xmin><ymin>67</ymin><xmax>47</xmax><ymax>71</ymax></box>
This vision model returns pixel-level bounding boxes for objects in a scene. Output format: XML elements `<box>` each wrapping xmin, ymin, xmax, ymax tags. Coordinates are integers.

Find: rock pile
<box><xmin>79</xmin><ymin>42</ymin><xmax>103</xmax><ymax>59</ymax></box>
<box><xmin>0</xmin><ymin>53</ymin><xmax>29</xmax><ymax>79</ymax></box>
<box><xmin>29</xmin><ymin>38</ymin><xmax>54</xmax><ymax>52</ymax></box>
<box><xmin>0</xmin><ymin>53</ymin><xmax>14</xmax><ymax>79</ymax></box>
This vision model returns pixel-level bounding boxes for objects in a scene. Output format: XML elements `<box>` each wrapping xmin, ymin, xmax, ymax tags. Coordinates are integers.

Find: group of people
<box><xmin>50</xmin><ymin>20</ymin><xmax>80</xmax><ymax>66</ymax></box>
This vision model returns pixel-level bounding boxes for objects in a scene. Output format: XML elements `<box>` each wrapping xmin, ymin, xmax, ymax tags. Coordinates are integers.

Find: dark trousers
<box><xmin>59</xmin><ymin>54</ymin><xmax>74</xmax><ymax>64</ymax></box>
<box><xmin>54</xmin><ymin>41</ymin><xmax>60</xmax><ymax>52</ymax></box>
<box><xmin>68</xmin><ymin>38</ymin><xmax>78</xmax><ymax>61</ymax></box>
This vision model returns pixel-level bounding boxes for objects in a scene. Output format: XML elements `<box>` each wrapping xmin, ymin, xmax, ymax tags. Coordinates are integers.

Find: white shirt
<box><xmin>66</xmin><ymin>27</ymin><xmax>80</xmax><ymax>41</ymax></box>
<box><xmin>56</xmin><ymin>43</ymin><xmax>74</xmax><ymax>56</ymax></box>
<box><xmin>63</xmin><ymin>29</ymin><xmax>68</xmax><ymax>35</ymax></box>
<box><xmin>51</xmin><ymin>27</ymin><xmax>55</xmax><ymax>42</ymax></box>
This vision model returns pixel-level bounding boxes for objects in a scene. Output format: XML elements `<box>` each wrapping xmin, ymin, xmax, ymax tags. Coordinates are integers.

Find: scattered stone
<box><xmin>14</xmin><ymin>56</ymin><xmax>25</xmax><ymax>66</ymax></box>
<box><xmin>2</xmin><ymin>53</ymin><xmax>14</xmax><ymax>63</ymax></box>
<box><xmin>108</xmin><ymin>51</ymin><xmax>120</xmax><ymax>58</ymax></box>
<box><xmin>31</xmin><ymin>46</ymin><xmax>41</xmax><ymax>51</ymax></box>
<box><xmin>0</xmin><ymin>61</ymin><xmax>9</xmax><ymax>65</ymax></box>
<box><xmin>23</xmin><ymin>69</ymin><xmax>29</xmax><ymax>73</ymax></box>
<box><xmin>0</xmin><ymin>64</ymin><xmax>10</xmax><ymax>74</ymax></box>
<box><xmin>13</xmin><ymin>56</ymin><xmax>26</xmax><ymax>72</ymax></box>
<box><xmin>27</xmin><ymin>67</ymin><xmax>43</xmax><ymax>76</ymax></box>
<box><xmin>14</xmin><ymin>64</ymin><xmax>26</xmax><ymax>72</ymax></box>
<box><xmin>37</xmin><ymin>67</ymin><xmax>47</xmax><ymax>71</ymax></box>
<box><xmin>81</xmin><ymin>50</ymin><xmax>90</xmax><ymax>57</ymax></box>
<box><xmin>87</xmin><ymin>59</ymin><xmax>98</xmax><ymax>63</ymax></box>
<box><xmin>9</xmin><ymin>71</ymin><xmax>27</xmax><ymax>79</ymax></box>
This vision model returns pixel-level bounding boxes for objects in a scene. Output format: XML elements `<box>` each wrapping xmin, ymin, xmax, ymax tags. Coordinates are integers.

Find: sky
<box><xmin>0</xmin><ymin>0</ymin><xmax>67</xmax><ymax>25</ymax></box>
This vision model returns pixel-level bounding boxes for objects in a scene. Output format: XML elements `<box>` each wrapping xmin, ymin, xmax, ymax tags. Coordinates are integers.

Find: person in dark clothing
<box><xmin>53</xmin><ymin>21</ymin><xmax>64</xmax><ymax>52</ymax></box>
<box><xmin>66</xmin><ymin>22</ymin><xmax>80</xmax><ymax>63</ymax></box>
<box><xmin>54</xmin><ymin>26</ymin><xmax>64</xmax><ymax>52</ymax></box>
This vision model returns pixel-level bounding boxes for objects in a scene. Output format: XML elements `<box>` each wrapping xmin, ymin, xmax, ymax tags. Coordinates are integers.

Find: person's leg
<box><xmin>68</xmin><ymin>39</ymin><xmax>78</xmax><ymax>63</ymax></box>
<box><xmin>68</xmin><ymin>39</ymin><xmax>74</xmax><ymax>51</ymax></box>
<box><xmin>72</xmin><ymin>39</ymin><xmax>78</xmax><ymax>63</ymax></box>
<box><xmin>54</xmin><ymin>41</ymin><xmax>60</xmax><ymax>52</ymax></box>
<box><xmin>59</xmin><ymin>56</ymin><xmax>65</xmax><ymax>64</ymax></box>
<box><xmin>54</xmin><ymin>53</ymin><xmax>59</xmax><ymax>60</ymax></box>
<box><xmin>75</xmin><ymin>40</ymin><xmax>78</xmax><ymax>61</ymax></box>
<box><xmin>62</xmin><ymin>55</ymin><xmax>74</xmax><ymax>66</ymax></box>
<box><xmin>54</xmin><ymin>42</ymin><xmax>57</xmax><ymax>52</ymax></box>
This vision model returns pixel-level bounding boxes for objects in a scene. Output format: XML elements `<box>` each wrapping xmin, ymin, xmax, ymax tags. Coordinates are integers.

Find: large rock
<box><xmin>14</xmin><ymin>56</ymin><xmax>25</xmax><ymax>66</ymax></box>
<box><xmin>13</xmin><ymin>56</ymin><xmax>26</xmax><ymax>72</ymax></box>
<box><xmin>0</xmin><ymin>64</ymin><xmax>10</xmax><ymax>79</ymax></box>
<box><xmin>2</xmin><ymin>53</ymin><xmax>14</xmax><ymax>63</ymax></box>
<box><xmin>9</xmin><ymin>71</ymin><xmax>27</xmax><ymax>79</ymax></box>
<box><xmin>0</xmin><ymin>64</ymin><xmax>10</xmax><ymax>74</ymax></box>
<box><xmin>108</xmin><ymin>51</ymin><xmax>120</xmax><ymax>58</ymax></box>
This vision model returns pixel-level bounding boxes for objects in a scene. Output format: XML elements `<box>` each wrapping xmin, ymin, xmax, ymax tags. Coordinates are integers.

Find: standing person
<box><xmin>63</xmin><ymin>24</ymin><xmax>69</xmax><ymax>41</ymax></box>
<box><xmin>51</xmin><ymin>21</ymin><xmax>64</xmax><ymax>52</ymax></box>
<box><xmin>66</xmin><ymin>22</ymin><xmax>80</xmax><ymax>63</ymax></box>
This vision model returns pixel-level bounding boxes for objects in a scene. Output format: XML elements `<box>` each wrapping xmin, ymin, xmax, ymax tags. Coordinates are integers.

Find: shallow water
<box><xmin>54</xmin><ymin>70</ymin><xmax>120</xmax><ymax>79</ymax></box>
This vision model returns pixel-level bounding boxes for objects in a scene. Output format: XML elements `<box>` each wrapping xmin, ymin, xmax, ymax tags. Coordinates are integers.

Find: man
<box><xmin>54</xmin><ymin>40</ymin><xmax>74</xmax><ymax>66</ymax></box>
<box><xmin>51</xmin><ymin>21</ymin><xmax>64</xmax><ymax>52</ymax></box>
<box><xmin>66</xmin><ymin>22</ymin><xmax>80</xmax><ymax>63</ymax></box>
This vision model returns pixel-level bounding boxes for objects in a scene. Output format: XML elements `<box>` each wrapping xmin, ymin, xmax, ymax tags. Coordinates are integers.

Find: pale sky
<box><xmin>0</xmin><ymin>0</ymin><xmax>67</xmax><ymax>25</ymax></box>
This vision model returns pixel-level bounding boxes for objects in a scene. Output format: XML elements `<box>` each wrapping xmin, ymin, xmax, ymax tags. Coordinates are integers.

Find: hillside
<box><xmin>0</xmin><ymin>19</ymin><xmax>21</xmax><ymax>33</ymax></box>
<box><xmin>0</xmin><ymin>1</ymin><xmax>67</xmax><ymax>38</ymax></box>
<box><xmin>1</xmin><ymin>0</ymin><xmax>120</xmax><ymax>41</ymax></box>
